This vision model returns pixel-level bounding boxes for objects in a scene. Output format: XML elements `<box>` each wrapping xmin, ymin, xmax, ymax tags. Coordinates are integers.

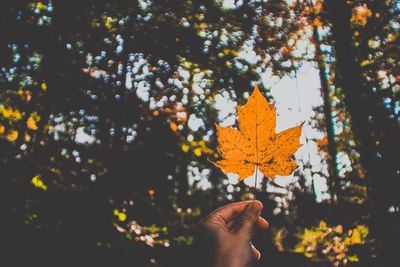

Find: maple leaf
<box><xmin>213</xmin><ymin>85</ymin><xmax>303</xmax><ymax>181</ymax></box>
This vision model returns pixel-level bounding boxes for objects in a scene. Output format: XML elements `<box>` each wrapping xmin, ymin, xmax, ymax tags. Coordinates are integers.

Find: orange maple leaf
<box><xmin>213</xmin><ymin>85</ymin><xmax>303</xmax><ymax>181</ymax></box>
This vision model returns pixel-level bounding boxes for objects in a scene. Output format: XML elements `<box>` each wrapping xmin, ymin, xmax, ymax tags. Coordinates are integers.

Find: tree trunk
<box><xmin>312</xmin><ymin>24</ymin><xmax>340</xmax><ymax>202</ymax></box>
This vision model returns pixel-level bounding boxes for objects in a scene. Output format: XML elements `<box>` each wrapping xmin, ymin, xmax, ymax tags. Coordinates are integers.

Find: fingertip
<box><xmin>253</xmin><ymin>200</ymin><xmax>263</xmax><ymax>210</ymax></box>
<box><xmin>250</xmin><ymin>200</ymin><xmax>263</xmax><ymax>215</ymax></box>
<box><xmin>257</xmin><ymin>216</ymin><xmax>269</xmax><ymax>229</ymax></box>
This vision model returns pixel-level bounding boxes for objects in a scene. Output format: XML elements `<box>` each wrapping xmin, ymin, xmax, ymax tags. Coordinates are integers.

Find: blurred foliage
<box><xmin>294</xmin><ymin>221</ymin><xmax>368</xmax><ymax>266</ymax></box>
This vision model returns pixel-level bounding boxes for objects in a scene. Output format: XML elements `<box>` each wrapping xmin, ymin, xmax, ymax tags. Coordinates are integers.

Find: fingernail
<box><xmin>250</xmin><ymin>201</ymin><xmax>262</xmax><ymax>215</ymax></box>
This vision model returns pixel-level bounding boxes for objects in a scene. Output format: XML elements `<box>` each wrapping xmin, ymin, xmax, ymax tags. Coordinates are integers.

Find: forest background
<box><xmin>0</xmin><ymin>0</ymin><xmax>399</xmax><ymax>266</ymax></box>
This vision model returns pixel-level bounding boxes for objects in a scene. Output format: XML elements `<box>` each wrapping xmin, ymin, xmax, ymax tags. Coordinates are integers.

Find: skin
<box><xmin>197</xmin><ymin>200</ymin><xmax>269</xmax><ymax>267</ymax></box>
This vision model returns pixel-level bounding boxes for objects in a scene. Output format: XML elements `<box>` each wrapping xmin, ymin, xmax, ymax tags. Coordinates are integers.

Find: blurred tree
<box><xmin>323</xmin><ymin>0</ymin><xmax>400</xmax><ymax>265</ymax></box>
<box><xmin>264</xmin><ymin>1</ymin><xmax>400</xmax><ymax>266</ymax></box>
<box><xmin>308</xmin><ymin>1</ymin><xmax>400</xmax><ymax>265</ymax></box>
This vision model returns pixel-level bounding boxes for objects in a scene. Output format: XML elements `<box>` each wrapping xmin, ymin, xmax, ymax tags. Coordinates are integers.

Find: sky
<box><xmin>214</xmin><ymin>62</ymin><xmax>331</xmax><ymax>202</ymax></box>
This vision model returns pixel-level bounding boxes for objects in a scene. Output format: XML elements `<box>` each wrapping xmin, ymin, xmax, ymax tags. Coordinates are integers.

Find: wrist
<box><xmin>212</xmin><ymin>252</ymin><xmax>243</xmax><ymax>267</ymax></box>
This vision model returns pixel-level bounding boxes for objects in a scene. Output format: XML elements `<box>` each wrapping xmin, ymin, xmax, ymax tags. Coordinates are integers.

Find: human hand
<box><xmin>197</xmin><ymin>200</ymin><xmax>269</xmax><ymax>267</ymax></box>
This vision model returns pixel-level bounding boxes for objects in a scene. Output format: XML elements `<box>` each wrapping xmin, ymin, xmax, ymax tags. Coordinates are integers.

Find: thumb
<box><xmin>236</xmin><ymin>200</ymin><xmax>263</xmax><ymax>237</ymax></box>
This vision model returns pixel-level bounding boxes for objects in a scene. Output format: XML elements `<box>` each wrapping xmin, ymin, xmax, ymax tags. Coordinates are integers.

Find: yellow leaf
<box><xmin>313</xmin><ymin>18</ymin><xmax>323</xmax><ymax>28</ymax></box>
<box><xmin>0</xmin><ymin>106</ymin><xmax>24</xmax><ymax>121</ymax></box>
<box><xmin>193</xmin><ymin>148</ymin><xmax>202</xmax><ymax>157</ymax></box>
<box><xmin>31</xmin><ymin>175</ymin><xmax>47</xmax><ymax>191</ymax></box>
<box><xmin>351</xmin><ymin>4</ymin><xmax>372</xmax><ymax>27</ymax></box>
<box><xmin>170</xmin><ymin>122</ymin><xmax>178</xmax><ymax>132</ymax></box>
<box><xmin>27</xmin><ymin>117</ymin><xmax>38</xmax><ymax>130</ymax></box>
<box><xmin>181</xmin><ymin>144</ymin><xmax>190</xmax><ymax>153</ymax></box>
<box><xmin>148</xmin><ymin>189</ymin><xmax>155</xmax><ymax>198</ymax></box>
<box><xmin>36</xmin><ymin>2</ymin><xmax>46</xmax><ymax>11</ymax></box>
<box><xmin>360</xmin><ymin>60</ymin><xmax>372</xmax><ymax>67</ymax></box>
<box><xmin>25</xmin><ymin>133</ymin><xmax>31</xmax><ymax>142</ymax></box>
<box><xmin>41</xmin><ymin>82</ymin><xmax>47</xmax><ymax>91</ymax></box>
<box><xmin>348</xmin><ymin>255</ymin><xmax>359</xmax><ymax>262</ymax></box>
<box><xmin>0</xmin><ymin>124</ymin><xmax>5</xmax><ymax>134</ymax></box>
<box><xmin>118</xmin><ymin>213</ymin><xmax>127</xmax><ymax>222</ymax></box>
<box><xmin>6</xmin><ymin>130</ymin><xmax>18</xmax><ymax>142</ymax></box>
<box><xmin>213</xmin><ymin>85</ymin><xmax>303</xmax><ymax>181</ymax></box>
<box><xmin>387</xmin><ymin>33</ymin><xmax>396</xmax><ymax>42</ymax></box>
<box><xmin>27</xmin><ymin>112</ymin><xmax>40</xmax><ymax>131</ymax></box>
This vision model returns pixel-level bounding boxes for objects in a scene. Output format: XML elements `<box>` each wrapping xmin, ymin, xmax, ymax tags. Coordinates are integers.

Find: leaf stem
<box><xmin>254</xmin><ymin>164</ymin><xmax>258</xmax><ymax>199</ymax></box>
